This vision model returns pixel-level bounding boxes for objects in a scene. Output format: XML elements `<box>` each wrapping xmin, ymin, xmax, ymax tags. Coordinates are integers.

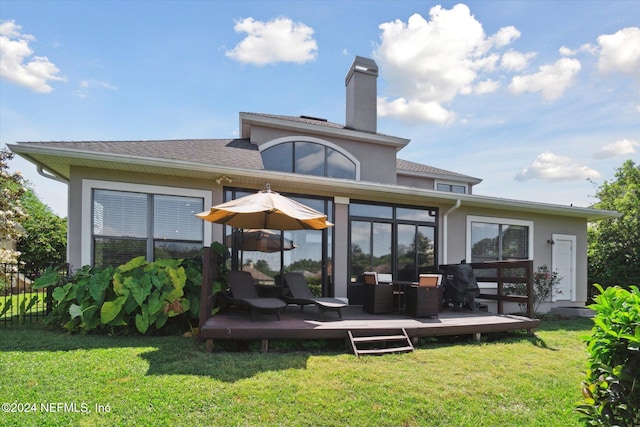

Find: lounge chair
<box><xmin>282</xmin><ymin>272</ymin><xmax>346</xmax><ymax>319</ymax></box>
<box><xmin>226</xmin><ymin>271</ymin><xmax>286</xmax><ymax>320</ymax></box>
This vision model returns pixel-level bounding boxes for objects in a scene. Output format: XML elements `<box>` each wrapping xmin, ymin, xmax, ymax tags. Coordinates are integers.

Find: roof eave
<box><xmin>9</xmin><ymin>143</ymin><xmax>619</xmax><ymax>222</ymax></box>
<box><xmin>397</xmin><ymin>169</ymin><xmax>483</xmax><ymax>185</ymax></box>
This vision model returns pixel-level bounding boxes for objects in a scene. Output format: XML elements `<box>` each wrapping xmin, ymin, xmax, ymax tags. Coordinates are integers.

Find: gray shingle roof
<box><xmin>396</xmin><ymin>158</ymin><xmax>481</xmax><ymax>183</ymax></box>
<box><xmin>16</xmin><ymin>139</ymin><xmax>479</xmax><ymax>184</ymax></box>
<box><xmin>19</xmin><ymin>139</ymin><xmax>264</xmax><ymax>169</ymax></box>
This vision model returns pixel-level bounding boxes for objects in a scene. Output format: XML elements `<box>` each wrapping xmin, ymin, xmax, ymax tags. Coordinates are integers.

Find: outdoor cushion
<box><xmin>227</xmin><ymin>270</ymin><xmax>286</xmax><ymax>320</ymax></box>
<box><xmin>282</xmin><ymin>272</ymin><xmax>346</xmax><ymax>319</ymax></box>
<box><xmin>418</xmin><ymin>274</ymin><xmax>442</xmax><ymax>287</ymax></box>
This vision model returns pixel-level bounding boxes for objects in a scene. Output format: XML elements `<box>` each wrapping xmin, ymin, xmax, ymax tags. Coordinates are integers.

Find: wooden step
<box><xmin>348</xmin><ymin>328</ymin><xmax>414</xmax><ymax>357</ymax></box>
<box><xmin>351</xmin><ymin>334</ymin><xmax>407</xmax><ymax>343</ymax></box>
<box><xmin>356</xmin><ymin>346</ymin><xmax>414</xmax><ymax>355</ymax></box>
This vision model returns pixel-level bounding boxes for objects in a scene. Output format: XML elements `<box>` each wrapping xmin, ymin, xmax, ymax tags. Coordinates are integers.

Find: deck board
<box><xmin>200</xmin><ymin>305</ymin><xmax>540</xmax><ymax>344</ymax></box>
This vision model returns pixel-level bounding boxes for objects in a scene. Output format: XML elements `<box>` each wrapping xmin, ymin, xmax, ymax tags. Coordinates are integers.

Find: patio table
<box><xmin>391</xmin><ymin>281</ymin><xmax>417</xmax><ymax>313</ymax></box>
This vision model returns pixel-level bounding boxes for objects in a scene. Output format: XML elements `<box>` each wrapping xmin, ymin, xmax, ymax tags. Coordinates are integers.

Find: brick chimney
<box><xmin>345</xmin><ymin>56</ymin><xmax>378</xmax><ymax>133</ymax></box>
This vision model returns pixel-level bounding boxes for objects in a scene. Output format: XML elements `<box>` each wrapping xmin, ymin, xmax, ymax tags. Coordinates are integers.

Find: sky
<box><xmin>1</xmin><ymin>0</ymin><xmax>639</xmax><ymax>217</ymax></box>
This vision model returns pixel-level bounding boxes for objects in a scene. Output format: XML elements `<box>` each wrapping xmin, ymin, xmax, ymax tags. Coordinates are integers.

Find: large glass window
<box><xmin>92</xmin><ymin>189</ymin><xmax>203</xmax><ymax>267</ymax></box>
<box><xmin>224</xmin><ymin>188</ymin><xmax>334</xmax><ymax>296</ymax></box>
<box><xmin>469</xmin><ymin>217</ymin><xmax>531</xmax><ymax>263</ymax></box>
<box><xmin>261</xmin><ymin>141</ymin><xmax>356</xmax><ymax>180</ymax></box>
<box><xmin>349</xmin><ymin>202</ymin><xmax>437</xmax><ymax>284</ymax></box>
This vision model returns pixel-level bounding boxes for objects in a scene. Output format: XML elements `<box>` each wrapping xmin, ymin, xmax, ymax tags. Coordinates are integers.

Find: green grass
<box><xmin>0</xmin><ymin>319</ymin><xmax>592</xmax><ymax>426</ymax></box>
<box><xmin>0</xmin><ymin>291</ymin><xmax>48</xmax><ymax>319</ymax></box>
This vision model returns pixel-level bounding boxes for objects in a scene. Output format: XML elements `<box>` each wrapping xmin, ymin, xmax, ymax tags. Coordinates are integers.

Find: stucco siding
<box><xmin>249</xmin><ymin>125</ymin><xmax>398</xmax><ymax>185</ymax></box>
<box><xmin>444</xmin><ymin>206</ymin><xmax>588</xmax><ymax>306</ymax></box>
<box><xmin>68</xmin><ymin>166</ymin><xmax>220</xmax><ymax>271</ymax></box>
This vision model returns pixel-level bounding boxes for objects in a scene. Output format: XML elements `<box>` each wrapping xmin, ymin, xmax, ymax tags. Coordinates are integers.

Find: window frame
<box><xmin>436</xmin><ymin>181</ymin><xmax>468</xmax><ymax>194</ymax></box>
<box><xmin>82</xmin><ymin>180</ymin><xmax>212</xmax><ymax>266</ymax></box>
<box><xmin>465</xmin><ymin>215</ymin><xmax>533</xmax><ymax>263</ymax></box>
<box><xmin>260</xmin><ymin>136</ymin><xmax>361</xmax><ymax>180</ymax></box>
<box><xmin>349</xmin><ymin>201</ymin><xmax>438</xmax><ymax>283</ymax></box>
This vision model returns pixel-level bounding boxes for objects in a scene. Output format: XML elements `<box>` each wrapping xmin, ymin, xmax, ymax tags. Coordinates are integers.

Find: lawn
<box><xmin>0</xmin><ymin>318</ymin><xmax>592</xmax><ymax>426</ymax></box>
<box><xmin>0</xmin><ymin>291</ymin><xmax>48</xmax><ymax>321</ymax></box>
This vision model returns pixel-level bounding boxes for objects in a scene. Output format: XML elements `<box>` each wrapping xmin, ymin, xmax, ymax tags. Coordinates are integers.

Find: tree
<box><xmin>17</xmin><ymin>188</ymin><xmax>67</xmax><ymax>276</ymax></box>
<box><xmin>588</xmin><ymin>160</ymin><xmax>640</xmax><ymax>287</ymax></box>
<box><xmin>0</xmin><ymin>148</ymin><xmax>28</xmax><ymax>264</ymax></box>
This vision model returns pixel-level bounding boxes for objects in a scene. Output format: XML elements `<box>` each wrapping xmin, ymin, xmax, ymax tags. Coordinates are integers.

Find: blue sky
<box><xmin>1</xmin><ymin>0</ymin><xmax>639</xmax><ymax>217</ymax></box>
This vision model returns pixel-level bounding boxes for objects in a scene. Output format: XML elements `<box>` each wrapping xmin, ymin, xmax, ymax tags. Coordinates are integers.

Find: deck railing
<box><xmin>441</xmin><ymin>260</ymin><xmax>535</xmax><ymax>318</ymax></box>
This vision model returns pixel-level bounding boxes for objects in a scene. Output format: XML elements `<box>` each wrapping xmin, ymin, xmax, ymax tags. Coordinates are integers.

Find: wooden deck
<box><xmin>200</xmin><ymin>305</ymin><xmax>540</xmax><ymax>352</ymax></box>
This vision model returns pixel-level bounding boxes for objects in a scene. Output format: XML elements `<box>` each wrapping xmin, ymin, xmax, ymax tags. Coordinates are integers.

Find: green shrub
<box><xmin>503</xmin><ymin>264</ymin><xmax>561</xmax><ymax>314</ymax></box>
<box><xmin>577</xmin><ymin>284</ymin><xmax>640</xmax><ymax>426</ymax></box>
<box><xmin>33</xmin><ymin>255</ymin><xmax>202</xmax><ymax>334</ymax></box>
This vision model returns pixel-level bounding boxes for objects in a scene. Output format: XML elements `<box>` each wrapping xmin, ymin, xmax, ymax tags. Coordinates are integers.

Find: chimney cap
<box><xmin>345</xmin><ymin>56</ymin><xmax>378</xmax><ymax>84</ymax></box>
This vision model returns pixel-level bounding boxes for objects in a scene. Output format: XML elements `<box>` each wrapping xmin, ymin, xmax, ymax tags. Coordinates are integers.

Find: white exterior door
<box><xmin>552</xmin><ymin>234</ymin><xmax>576</xmax><ymax>302</ymax></box>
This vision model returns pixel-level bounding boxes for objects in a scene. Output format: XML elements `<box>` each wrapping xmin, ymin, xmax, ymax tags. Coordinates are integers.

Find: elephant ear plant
<box><xmin>34</xmin><ymin>256</ymin><xmax>202</xmax><ymax>334</ymax></box>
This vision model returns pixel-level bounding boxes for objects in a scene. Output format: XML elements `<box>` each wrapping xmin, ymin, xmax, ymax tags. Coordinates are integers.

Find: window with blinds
<box><xmin>92</xmin><ymin>189</ymin><xmax>203</xmax><ymax>267</ymax></box>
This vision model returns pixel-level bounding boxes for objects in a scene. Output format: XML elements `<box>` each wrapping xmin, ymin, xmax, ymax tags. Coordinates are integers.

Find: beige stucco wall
<box><xmin>443</xmin><ymin>206</ymin><xmax>588</xmax><ymax>305</ymax></box>
<box><xmin>66</xmin><ymin>164</ymin><xmax>590</xmax><ymax>308</ymax></box>
<box><xmin>248</xmin><ymin>126</ymin><xmax>398</xmax><ymax>185</ymax></box>
<box><xmin>396</xmin><ymin>175</ymin><xmax>435</xmax><ymax>190</ymax></box>
<box><xmin>67</xmin><ymin>166</ymin><xmax>223</xmax><ymax>271</ymax></box>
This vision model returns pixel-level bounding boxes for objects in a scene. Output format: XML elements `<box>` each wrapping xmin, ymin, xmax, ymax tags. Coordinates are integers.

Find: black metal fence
<box><xmin>0</xmin><ymin>263</ymin><xmax>68</xmax><ymax>327</ymax></box>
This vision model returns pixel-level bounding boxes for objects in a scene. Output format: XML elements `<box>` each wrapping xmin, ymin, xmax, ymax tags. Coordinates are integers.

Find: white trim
<box><xmin>465</xmin><ymin>215</ymin><xmax>534</xmax><ymax>262</ymax></box>
<box><xmin>259</xmin><ymin>135</ymin><xmax>361</xmax><ymax>180</ymax></box>
<box><xmin>81</xmin><ymin>179</ymin><xmax>212</xmax><ymax>266</ymax></box>
<box><xmin>552</xmin><ymin>233</ymin><xmax>576</xmax><ymax>302</ymax></box>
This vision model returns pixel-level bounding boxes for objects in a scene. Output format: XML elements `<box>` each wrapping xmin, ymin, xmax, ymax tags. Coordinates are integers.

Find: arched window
<box><xmin>261</xmin><ymin>138</ymin><xmax>358</xmax><ymax>180</ymax></box>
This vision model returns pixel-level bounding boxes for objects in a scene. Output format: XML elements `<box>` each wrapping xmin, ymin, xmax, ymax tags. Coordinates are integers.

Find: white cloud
<box><xmin>515</xmin><ymin>152</ymin><xmax>601</xmax><ymax>181</ymax></box>
<box><xmin>489</xmin><ymin>25</ymin><xmax>521</xmax><ymax>48</ymax></box>
<box><xmin>377</xmin><ymin>96</ymin><xmax>455</xmax><ymax>124</ymax></box>
<box><xmin>373</xmin><ymin>4</ymin><xmax>522</xmax><ymax>124</ymax></box>
<box><xmin>509</xmin><ymin>57</ymin><xmax>581</xmax><ymax>100</ymax></box>
<box><xmin>74</xmin><ymin>79</ymin><xmax>117</xmax><ymax>98</ymax></box>
<box><xmin>474</xmin><ymin>79</ymin><xmax>500</xmax><ymax>94</ymax></box>
<box><xmin>559</xmin><ymin>43</ymin><xmax>597</xmax><ymax>57</ymax></box>
<box><xmin>595</xmin><ymin>138</ymin><xmax>639</xmax><ymax>158</ymax></box>
<box><xmin>0</xmin><ymin>20</ymin><xmax>65</xmax><ymax>93</ymax></box>
<box><xmin>225</xmin><ymin>17</ymin><xmax>317</xmax><ymax>66</ymax></box>
<box><xmin>597</xmin><ymin>27</ymin><xmax>640</xmax><ymax>79</ymax></box>
<box><xmin>500</xmin><ymin>50</ymin><xmax>536</xmax><ymax>71</ymax></box>
<box><xmin>559</xmin><ymin>46</ymin><xmax>575</xmax><ymax>56</ymax></box>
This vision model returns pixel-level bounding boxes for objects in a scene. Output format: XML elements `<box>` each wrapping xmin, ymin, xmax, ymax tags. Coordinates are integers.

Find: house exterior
<box><xmin>9</xmin><ymin>56</ymin><xmax>617</xmax><ymax>312</ymax></box>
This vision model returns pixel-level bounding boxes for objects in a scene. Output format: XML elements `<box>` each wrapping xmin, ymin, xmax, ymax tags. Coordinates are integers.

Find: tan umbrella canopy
<box><xmin>225</xmin><ymin>229</ymin><xmax>297</xmax><ymax>253</ymax></box>
<box><xmin>196</xmin><ymin>184</ymin><xmax>333</xmax><ymax>230</ymax></box>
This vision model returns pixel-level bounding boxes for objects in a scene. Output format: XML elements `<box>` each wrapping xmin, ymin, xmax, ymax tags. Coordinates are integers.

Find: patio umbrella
<box><xmin>196</xmin><ymin>184</ymin><xmax>333</xmax><ymax>230</ymax></box>
<box><xmin>226</xmin><ymin>229</ymin><xmax>297</xmax><ymax>253</ymax></box>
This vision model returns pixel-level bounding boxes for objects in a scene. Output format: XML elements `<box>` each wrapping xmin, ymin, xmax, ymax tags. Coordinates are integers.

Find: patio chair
<box><xmin>226</xmin><ymin>271</ymin><xmax>286</xmax><ymax>321</ymax></box>
<box><xmin>405</xmin><ymin>274</ymin><xmax>443</xmax><ymax>318</ymax></box>
<box><xmin>281</xmin><ymin>272</ymin><xmax>346</xmax><ymax>319</ymax></box>
<box><xmin>362</xmin><ymin>271</ymin><xmax>394</xmax><ymax>314</ymax></box>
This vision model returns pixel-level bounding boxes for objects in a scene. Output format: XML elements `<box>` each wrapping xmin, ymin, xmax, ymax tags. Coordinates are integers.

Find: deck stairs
<box><xmin>348</xmin><ymin>328</ymin><xmax>414</xmax><ymax>356</ymax></box>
